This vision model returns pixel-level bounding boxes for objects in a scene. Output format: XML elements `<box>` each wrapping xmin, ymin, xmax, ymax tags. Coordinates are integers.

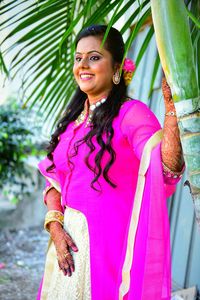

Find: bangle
<box><xmin>44</xmin><ymin>210</ymin><xmax>64</xmax><ymax>232</ymax></box>
<box><xmin>162</xmin><ymin>161</ymin><xmax>185</xmax><ymax>179</ymax></box>
<box><xmin>165</xmin><ymin>111</ymin><xmax>176</xmax><ymax>117</ymax></box>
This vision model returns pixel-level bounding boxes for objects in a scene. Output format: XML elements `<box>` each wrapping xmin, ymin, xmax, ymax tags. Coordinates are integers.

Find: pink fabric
<box><xmin>38</xmin><ymin>100</ymin><xmax>178</xmax><ymax>300</ymax></box>
<box><xmin>36</xmin><ymin>277</ymin><xmax>43</xmax><ymax>299</ymax></box>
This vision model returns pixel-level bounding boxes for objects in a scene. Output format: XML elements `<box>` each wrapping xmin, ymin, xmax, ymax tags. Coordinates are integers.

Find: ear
<box><xmin>113</xmin><ymin>63</ymin><xmax>120</xmax><ymax>73</ymax></box>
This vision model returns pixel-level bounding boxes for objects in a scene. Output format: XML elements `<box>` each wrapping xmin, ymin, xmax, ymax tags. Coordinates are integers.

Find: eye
<box><xmin>90</xmin><ymin>55</ymin><xmax>100</xmax><ymax>61</ymax></box>
<box><xmin>75</xmin><ymin>56</ymin><xmax>82</xmax><ymax>62</ymax></box>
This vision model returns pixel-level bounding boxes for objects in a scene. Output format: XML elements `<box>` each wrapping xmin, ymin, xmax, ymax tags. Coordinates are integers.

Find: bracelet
<box><xmin>165</xmin><ymin>111</ymin><xmax>176</xmax><ymax>117</ymax></box>
<box><xmin>162</xmin><ymin>161</ymin><xmax>185</xmax><ymax>179</ymax></box>
<box><xmin>44</xmin><ymin>210</ymin><xmax>64</xmax><ymax>232</ymax></box>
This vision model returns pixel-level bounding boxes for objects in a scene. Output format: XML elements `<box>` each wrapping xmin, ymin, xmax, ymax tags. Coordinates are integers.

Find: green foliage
<box><xmin>0</xmin><ymin>99</ymin><xmax>42</xmax><ymax>202</ymax></box>
<box><xmin>0</xmin><ymin>0</ymin><xmax>152</xmax><ymax>126</ymax></box>
<box><xmin>0</xmin><ymin>0</ymin><xmax>198</xmax><ymax>125</ymax></box>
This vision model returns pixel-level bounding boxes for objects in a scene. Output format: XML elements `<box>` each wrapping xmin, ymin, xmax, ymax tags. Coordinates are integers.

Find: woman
<box><xmin>37</xmin><ymin>25</ymin><xmax>184</xmax><ymax>300</ymax></box>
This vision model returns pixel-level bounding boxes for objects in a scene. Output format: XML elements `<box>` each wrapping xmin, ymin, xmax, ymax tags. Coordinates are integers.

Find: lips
<box><xmin>80</xmin><ymin>73</ymin><xmax>94</xmax><ymax>80</ymax></box>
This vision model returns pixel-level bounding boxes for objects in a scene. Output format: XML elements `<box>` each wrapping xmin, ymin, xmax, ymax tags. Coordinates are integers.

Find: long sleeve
<box><xmin>38</xmin><ymin>156</ymin><xmax>61</xmax><ymax>192</ymax></box>
<box><xmin>120</xmin><ymin>100</ymin><xmax>161</xmax><ymax>161</ymax></box>
<box><xmin>120</xmin><ymin>100</ymin><xmax>180</xmax><ymax>195</ymax></box>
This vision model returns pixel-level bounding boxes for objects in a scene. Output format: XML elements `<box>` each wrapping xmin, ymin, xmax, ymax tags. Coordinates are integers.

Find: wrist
<box><xmin>165</xmin><ymin>110</ymin><xmax>176</xmax><ymax>117</ymax></box>
<box><xmin>44</xmin><ymin>210</ymin><xmax>64</xmax><ymax>232</ymax></box>
<box><xmin>48</xmin><ymin>220</ymin><xmax>63</xmax><ymax>232</ymax></box>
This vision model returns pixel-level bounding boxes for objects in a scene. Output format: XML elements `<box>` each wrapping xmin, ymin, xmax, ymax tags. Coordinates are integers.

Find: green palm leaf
<box><xmin>1</xmin><ymin>0</ymin><xmax>198</xmax><ymax>126</ymax></box>
<box><xmin>151</xmin><ymin>0</ymin><xmax>200</xmax><ymax>224</ymax></box>
<box><xmin>1</xmin><ymin>0</ymin><xmax>152</xmax><ymax>124</ymax></box>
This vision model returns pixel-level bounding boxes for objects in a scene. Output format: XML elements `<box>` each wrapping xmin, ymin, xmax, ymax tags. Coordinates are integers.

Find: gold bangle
<box><xmin>44</xmin><ymin>210</ymin><xmax>64</xmax><ymax>232</ymax></box>
<box><xmin>165</xmin><ymin>111</ymin><xmax>176</xmax><ymax>117</ymax></box>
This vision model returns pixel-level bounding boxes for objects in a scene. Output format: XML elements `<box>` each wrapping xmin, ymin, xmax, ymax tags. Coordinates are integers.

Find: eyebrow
<box><xmin>75</xmin><ymin>50</ymin><xmax>102</xmax><ymax>55</ymax></box>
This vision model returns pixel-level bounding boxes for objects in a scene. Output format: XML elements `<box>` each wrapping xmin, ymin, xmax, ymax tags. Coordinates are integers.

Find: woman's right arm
<box><xmin>45</xmin><ymin>188</ymin><xmax>78</xmax><ymax>277</ymax></box>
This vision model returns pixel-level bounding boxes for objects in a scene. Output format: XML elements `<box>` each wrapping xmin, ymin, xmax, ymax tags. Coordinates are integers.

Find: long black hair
<box><xmin>47</xmin><ymin>25</ymin><xmax>128</xmax><ymax>190</ymax></box>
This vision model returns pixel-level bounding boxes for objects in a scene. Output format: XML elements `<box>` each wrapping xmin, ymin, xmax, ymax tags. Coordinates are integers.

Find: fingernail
<box><xmin>72</xmin><ymin>246</ymin><xmax>78</xmax><ymax>252</ymax></box>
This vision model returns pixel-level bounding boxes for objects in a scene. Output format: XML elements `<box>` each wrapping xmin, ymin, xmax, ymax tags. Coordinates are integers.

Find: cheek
<box><xmin>73</xmin><ymin>64</ymin><xmax>78</xmax><ymax>77</ymax></box>
<box><xmin>93</xmin><ymin>62</ymin><xmax>113</xmax><ymax>78</ymax></box>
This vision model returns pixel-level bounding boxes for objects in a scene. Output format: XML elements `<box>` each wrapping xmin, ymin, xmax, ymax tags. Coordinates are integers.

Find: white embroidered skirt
<box><xmin>40</xmin><ymin>207</ymin><xmax>91</xmax><ymax>300</ymax></box>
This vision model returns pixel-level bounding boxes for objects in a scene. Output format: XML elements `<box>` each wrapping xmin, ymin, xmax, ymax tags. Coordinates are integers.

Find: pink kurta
<box><xmin>38</xmin><ymin>99</ymin><xmax>178</xmax><ymax>300</ymax></box>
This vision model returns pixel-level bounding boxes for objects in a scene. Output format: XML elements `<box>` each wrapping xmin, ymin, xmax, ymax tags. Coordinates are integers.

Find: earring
<box><xmin>113</xmin><ymin>70</ymin><xmax>120</xmax><ymax>85</ymax></box>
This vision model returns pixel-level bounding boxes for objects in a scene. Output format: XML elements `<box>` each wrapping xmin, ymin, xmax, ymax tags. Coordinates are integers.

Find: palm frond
<box><xmin>1</xmin><ymin>0</ymin><xmax>155</xmax><ymax>125</ymax></box>
<box><xmin>0</xmin><ymin>49</ymin><xmax>8</xmax><ymax>76</ymax></box>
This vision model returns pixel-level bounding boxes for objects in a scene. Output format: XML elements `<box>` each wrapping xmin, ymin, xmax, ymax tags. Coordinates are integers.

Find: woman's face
<box><xmin>73</xmin><ymin>36</ymin><xmax>116</xmax><ymax>101</ymax></box>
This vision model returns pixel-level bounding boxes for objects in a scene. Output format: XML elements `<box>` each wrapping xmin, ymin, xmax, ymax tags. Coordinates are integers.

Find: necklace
<box><xmin>89</xmin><ymin>97</ymin><xmax>106</xmax><ymax>111</ymax></box>
<box><xmin>75</xmin><ymin>97</ymin><xmax>107</xmax><ymax>127</ymax></box>
<box><xmin>87</xmin><ymin>97</ymin><xmax>107</xmax><ymax>125</ymax></box>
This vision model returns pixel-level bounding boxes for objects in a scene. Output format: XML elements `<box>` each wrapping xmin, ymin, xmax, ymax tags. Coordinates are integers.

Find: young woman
<box><xmin>37</xmin><ymin>25</ymin><xmax>184</xmax><ymax>300</ymax></box>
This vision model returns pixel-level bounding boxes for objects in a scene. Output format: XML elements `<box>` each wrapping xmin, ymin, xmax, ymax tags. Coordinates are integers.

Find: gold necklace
<box><xmin>75</xmin><ymin>97</ymin><xmax>107</xmax><ymax>127</ymax></box>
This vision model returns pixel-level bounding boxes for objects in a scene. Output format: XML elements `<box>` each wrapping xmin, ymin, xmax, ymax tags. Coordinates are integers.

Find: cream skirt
<box><xmin>40</xmin><ymin>207</ymin><xmax>91</xmax><ymax>300</ymax></box>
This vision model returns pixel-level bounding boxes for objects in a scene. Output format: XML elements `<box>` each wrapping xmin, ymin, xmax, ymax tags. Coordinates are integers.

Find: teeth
<box><xmin>80</xmin><ymin>74</ymin><xmax>93</xmax><ymax>79</ymax></box>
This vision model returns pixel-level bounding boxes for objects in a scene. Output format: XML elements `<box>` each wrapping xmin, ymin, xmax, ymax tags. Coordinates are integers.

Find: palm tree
<box><xmin>151</xmin><ymin>0</ymin><xmax>200</xmax><ymax>224</ymax></box>
<box><xmin>0</xmin><ymin>0</ymin><xmax>199</xmax><ymax>222</ymax></box>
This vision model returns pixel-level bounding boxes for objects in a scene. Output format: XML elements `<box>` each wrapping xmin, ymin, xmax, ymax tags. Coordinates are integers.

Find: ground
<box><xmin>0</xmin><ymin>227</ymin><xmax>48</xmax><ymax>300</ymax></box>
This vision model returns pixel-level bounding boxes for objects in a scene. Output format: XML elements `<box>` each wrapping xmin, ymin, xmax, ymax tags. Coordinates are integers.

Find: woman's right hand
<box><xmin>48</xmin><ymin>222</ymin><xmax>78</xmax><ymax>277</ymax></box>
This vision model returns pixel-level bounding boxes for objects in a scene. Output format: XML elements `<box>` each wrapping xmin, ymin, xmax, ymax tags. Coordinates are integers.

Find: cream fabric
<box><xmin>119</xmin><ymin>129</ymin><xmax>163</xmax><ymax>299</ymax></box>
<box><xmin>41</xmin><ymin>206</ymin><xmax>91</xmax><ymax>300</ymax></box>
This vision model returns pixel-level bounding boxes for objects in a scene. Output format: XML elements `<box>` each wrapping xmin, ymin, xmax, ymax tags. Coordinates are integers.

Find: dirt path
<box><xmin>0</xmin><ymin>227</ymin><xmax>48</xmax><ymax>300</ymax></box>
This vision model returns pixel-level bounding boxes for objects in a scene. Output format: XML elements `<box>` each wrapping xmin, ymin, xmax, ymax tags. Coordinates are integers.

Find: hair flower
<box><xmin>122</xmin><ymin>58</ymin><xmax>136</xmax><ymax>86</ymax></box>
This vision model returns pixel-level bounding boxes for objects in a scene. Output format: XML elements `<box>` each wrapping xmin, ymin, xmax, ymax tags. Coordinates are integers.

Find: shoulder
<box><xmin>119</xmin><ymin>98</ymin><xmax>161</xmax><ymax>133</ymax></box>
<box><xmin>119</xmin><ymin>98</ymin><xmax>154</xmax><ymax>120</ymax></box>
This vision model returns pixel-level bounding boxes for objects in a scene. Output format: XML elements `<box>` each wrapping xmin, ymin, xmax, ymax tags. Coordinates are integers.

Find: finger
<box><xmin>65</xmin><ymin>233</ymin><xmax>78</xmax><ymax>252</ymax></box>
<box><xmin>59</xmin><ymin>259</ymin><xmax>71</xmax><ymax>276</ymax></box>
<box><xmin>62</xmin><ymin>268</ymin><xmax>68</xmax><ymax>276</ymax></box>
<box><xmin>62</xmin><ymin>261</ymin><xmax>72</xmax><ymax>277</ymax></box>
<box><xmin>67</xmin><ymin>258</ymin><xmax>75</xmax><ymax>273</ymax></box>
<box><xmin>58</xmin><ymin>261</ymin><xmax>68</xmax><ymax>276</ymax></box>
<box><xmin>63</xmin><ymin>252</ymin><xmax>75</xmax><ymax>272</ymax></box>
<box><xmin>66</xmin><ymin>267</ymin><xmax>72</xmax><ymax>277</ymax></box>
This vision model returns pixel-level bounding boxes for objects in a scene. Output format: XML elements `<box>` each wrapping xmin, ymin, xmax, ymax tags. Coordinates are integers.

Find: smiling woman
<box><xmin>37</xmin><ymin>25</ymin><xmax>184</xmax><ymax>300</ymax></box>
<box><xmin>73</xmin><ymin>37</ymin><xmax>115</xmax><ymax>101</ymax></box>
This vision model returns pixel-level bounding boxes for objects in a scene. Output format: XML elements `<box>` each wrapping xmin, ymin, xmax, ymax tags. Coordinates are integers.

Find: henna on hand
<box><xmin>49</xmin><ymin>222</ymin><xmax>78</xmax><ymax>276</ymax></box>
<box><xmin>161</xmin><ymin>78</ymin><xmax>184</xmax><ymax>172</ymax></box>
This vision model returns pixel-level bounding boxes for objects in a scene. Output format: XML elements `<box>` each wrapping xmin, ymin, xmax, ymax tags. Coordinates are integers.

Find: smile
<box><xmin>80</xmin><ymin>73</ymin><xmax>94</xmax><ymax>80</ymax></box>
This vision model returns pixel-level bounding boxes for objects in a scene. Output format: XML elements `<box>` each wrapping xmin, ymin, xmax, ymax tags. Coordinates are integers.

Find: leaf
<box><xmin>135</xmin><ymin>25</ymin><xmax>154</xmax><ymax>67</ymax></box>
<box><xmin>148</xmin><ymin>52</ymin><xmax>160</xmax><ymax>98</ymax></box>
<box><xmin>0</xmin><ymin>50</ymin><xmax>9</xmax><ymax>76</ymax></box>
<box><xmin>101</xmin><ymin>0</ymin><xmax>124</xmax><ymax>47</ymax></box>
<box><xmin>186</xmin><ymin>7</ymin><xmax>200</xmax><ymax>29</ymax></box>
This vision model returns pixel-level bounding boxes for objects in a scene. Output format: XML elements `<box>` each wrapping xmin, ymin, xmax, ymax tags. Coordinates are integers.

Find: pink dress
<box><xmin>38</xmin><ymin>99</ymin><xmax>179</xmax><ymax>300</ymax></box>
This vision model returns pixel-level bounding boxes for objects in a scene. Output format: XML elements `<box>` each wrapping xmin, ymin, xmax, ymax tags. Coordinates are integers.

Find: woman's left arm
<box><xmin>161</xmin><ymin>78</ymin><xmax>185</xmax><ymax>175</ymax></box>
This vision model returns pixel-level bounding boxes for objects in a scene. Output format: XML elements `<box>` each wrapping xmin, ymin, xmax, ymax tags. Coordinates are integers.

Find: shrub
<box><xmin>0</xmin><ymin>100</ymin><xmax>43</xmax><ymax>203</ymax></box>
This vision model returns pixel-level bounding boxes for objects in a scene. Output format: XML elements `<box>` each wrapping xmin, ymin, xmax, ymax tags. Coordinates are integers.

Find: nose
<box><xmin>79</xmin><ymin>57</ymin><xmax>89</xmax><ymax>68</ymax></box>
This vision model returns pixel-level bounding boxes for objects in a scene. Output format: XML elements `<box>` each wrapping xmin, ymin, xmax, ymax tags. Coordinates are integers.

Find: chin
<box><xmin>79</xmin><ymin>86</ymin><xmax>94</xmax><ymax>94</ymax></box>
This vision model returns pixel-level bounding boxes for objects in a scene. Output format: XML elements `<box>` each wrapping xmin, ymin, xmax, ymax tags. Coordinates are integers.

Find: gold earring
<box><xmin>113</xmin><ymin>70</ymin><xmax>120</xmax><ymax>85</ymax></box>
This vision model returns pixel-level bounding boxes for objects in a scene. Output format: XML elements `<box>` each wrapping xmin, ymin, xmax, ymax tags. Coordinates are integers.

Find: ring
<box><xmin>64</xmin><ymin>252</ymin><xmax>70</xmax><ymax>258</ymax></box>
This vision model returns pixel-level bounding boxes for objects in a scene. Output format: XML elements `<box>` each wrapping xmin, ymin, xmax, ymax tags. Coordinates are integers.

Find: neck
<box><xmin>87</xmin><ymin>93</ymin><xmax>109</xmax><ymax>105</ymax></box>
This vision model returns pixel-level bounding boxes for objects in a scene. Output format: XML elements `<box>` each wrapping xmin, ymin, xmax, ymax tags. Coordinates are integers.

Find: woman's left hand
<box><xmin>161</xmin><ymin>78</ymin><xmax>184</xmax><ymax>173</ymax></box>
<box><xmin>49</xmin><ymin>221</ymin><xmax>78</xmax><ymax>277</ymax></box>
<box><xmin>162</xmin><ymin>78</ymin><xmax>176</xmax><ymax>114</ymax></box>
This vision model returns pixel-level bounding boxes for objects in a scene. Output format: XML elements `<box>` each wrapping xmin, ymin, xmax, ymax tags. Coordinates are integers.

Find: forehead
<box><xmin>76</xmin><ymin>36</ymin><xmax>108</xmax><ymax>54</ymax></box>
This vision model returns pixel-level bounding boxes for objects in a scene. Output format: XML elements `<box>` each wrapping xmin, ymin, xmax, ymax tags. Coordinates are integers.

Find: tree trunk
<box><xmin>151</xmin><ymin>0</ymin><xmax>200</xmax><ymax>224</ymax></box>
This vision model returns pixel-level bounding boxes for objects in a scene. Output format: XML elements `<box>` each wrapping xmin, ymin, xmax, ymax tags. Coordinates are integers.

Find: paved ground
<box><xmin>0</xmin><ymin>227</ymin><xmax>48</xmax><ymax>300</ymax></box>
